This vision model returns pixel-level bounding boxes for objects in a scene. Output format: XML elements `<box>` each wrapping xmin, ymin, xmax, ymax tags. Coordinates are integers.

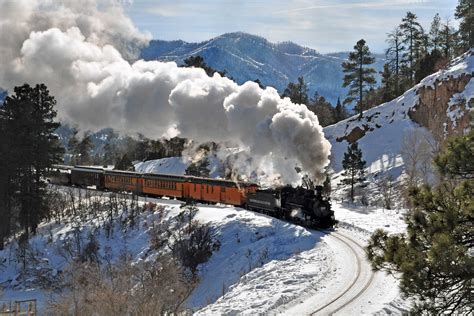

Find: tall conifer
<box><xmin>341</xmin><ymin>142</ymin><xmax>366</xmax><ymax>202</ymax></box>
<box><xmin>342</xmin><ymin>39</ymin><xmax>376</xmax><ymax>117</ymax></box>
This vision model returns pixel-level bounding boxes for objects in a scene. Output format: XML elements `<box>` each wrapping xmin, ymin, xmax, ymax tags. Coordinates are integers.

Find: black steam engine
<box><xmin>247</xmin><ymin>186</ymin><xmax>335</xmax><ymax>228</ymax></box>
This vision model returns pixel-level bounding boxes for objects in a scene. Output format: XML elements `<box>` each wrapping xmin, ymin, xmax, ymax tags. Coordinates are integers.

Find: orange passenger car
<box><xmin>183</xmin><ymin>177</ymin><xmax>258</xmax><ymax>206</ymax></box>
<box><xmin>104</xmin><ymin>170</ymin><xmax>143</xmax><ymax>193</ymax></box>
<box><xmin>142</xmin><ymin>173</ymin><xmax>186</xmax><ymax>198</ymax></box>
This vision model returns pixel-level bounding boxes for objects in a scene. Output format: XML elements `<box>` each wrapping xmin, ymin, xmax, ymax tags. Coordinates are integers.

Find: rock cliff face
<box><xmin>409</xmin><ymin>74</ymin><xmax>472</xmax><ymax>141</ymax></box>
<box><xmin>330</xmin><ymin>50</ymin><xmax>473</xmax><ymax>146</ymax></box>
<box><xmin>323</xmin><ymin>50</ymin><xmax>473</xmax><ymax>176</ymax></box>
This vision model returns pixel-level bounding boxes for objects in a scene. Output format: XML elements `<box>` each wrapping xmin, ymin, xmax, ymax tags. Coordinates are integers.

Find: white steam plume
<box><xmin>0</xmin><ymin>0</ymin><xmax>331</xmax><ymax>185</ymax></box>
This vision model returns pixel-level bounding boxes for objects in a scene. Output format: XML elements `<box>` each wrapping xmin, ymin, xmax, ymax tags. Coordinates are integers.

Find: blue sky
<box><xmin>126</xmin><ymin>0</ymin><xmax>459</xmax><ymax>53</ymax></box>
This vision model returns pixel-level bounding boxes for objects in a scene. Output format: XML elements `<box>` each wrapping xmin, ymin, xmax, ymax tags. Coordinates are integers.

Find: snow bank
<box><xmin>134</xmin><ymin>156</ymin><xmax>223</xmax><ymax>178</ymax></box>
<box><xmin>324</xmin><ymin>50</ymin><xmax>473</xmax><ymax>200</ymax></box>
<box><xmin>0</xmin><ymin>193</ymin><xmax>328</xmax><ymax>313</ymax></box>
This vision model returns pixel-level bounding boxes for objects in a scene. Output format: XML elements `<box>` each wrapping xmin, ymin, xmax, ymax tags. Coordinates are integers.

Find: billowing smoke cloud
<box><xmin>0</xmin><ymin>0</ymin><xmax>331</xmax><ymax>185</ymax></box>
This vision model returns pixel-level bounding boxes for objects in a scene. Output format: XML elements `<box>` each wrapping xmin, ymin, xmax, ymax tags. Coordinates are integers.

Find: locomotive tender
<box><xmin>49</xmin><ymin>165</ymin><xmax>335</xmax><ymax>228</ymax></box>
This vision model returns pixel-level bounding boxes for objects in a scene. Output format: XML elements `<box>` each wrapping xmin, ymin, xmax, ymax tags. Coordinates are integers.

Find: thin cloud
<box><xmin>273</xmin><ymin>0</ymin><xmax>430</xmax><ymax>15</ymax></box>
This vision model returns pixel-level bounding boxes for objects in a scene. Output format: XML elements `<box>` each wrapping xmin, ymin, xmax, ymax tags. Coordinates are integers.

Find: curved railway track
<box><xmin>311</xmin><ymin>230</ymin><xmax>376</xmax><ymax>315</ymax></box>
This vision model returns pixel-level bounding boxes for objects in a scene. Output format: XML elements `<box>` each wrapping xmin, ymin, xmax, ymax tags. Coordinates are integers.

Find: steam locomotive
<box><xmin>48</xmin><ymin>165</ymin><xmax>335</xmax><ymax>228</ymax></box>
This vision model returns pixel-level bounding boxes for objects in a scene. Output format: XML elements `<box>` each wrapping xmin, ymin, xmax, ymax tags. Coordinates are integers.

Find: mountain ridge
<box><xmin>140</xmin><ymin>32</ymin><xmax>385</xmax><ymax>105</ymax></box>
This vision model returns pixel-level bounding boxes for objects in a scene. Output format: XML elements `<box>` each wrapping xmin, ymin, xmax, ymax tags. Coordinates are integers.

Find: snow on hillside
<box><xmin>134</xmin><ymin>155</ymin><xmax>223</xmax><ymax>178</ymax></box>
<box><xmin>140</xmin><ymin>32</ymin><xmax>385</xmax><ymax>105</ymax></box>
<box><xmin>324</xmin><ymin>49</ymin><xmax>473</xmax><ymax>199</ymax></box>
<box><xmin>0</xmin><ymin>191</ymin><xmax>330</xmax><ymax>313</ymax></box>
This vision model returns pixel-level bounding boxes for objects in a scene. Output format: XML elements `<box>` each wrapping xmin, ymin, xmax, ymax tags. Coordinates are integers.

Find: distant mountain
<box><xmin>140</xmin><ymin>32</ymin><xmax>385</xmax><ymax>105</ymax></box>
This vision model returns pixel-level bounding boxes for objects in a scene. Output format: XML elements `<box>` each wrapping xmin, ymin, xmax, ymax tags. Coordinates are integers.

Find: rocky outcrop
<box><xmin>408</xmin><ymin>74</ymin><xmax>472</xmax><ymax>141</ymax></box>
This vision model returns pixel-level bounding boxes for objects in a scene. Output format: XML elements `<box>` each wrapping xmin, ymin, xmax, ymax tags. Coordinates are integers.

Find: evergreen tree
<box><xmin>0</xmin><ymin>84</ymin><xmax>63</xmax><ymax>238</ymax></box>
<box><xmin>342</xmin><ymin>39</ymin><xmax>376</xmax><ymax>117</ymax></box>
<box><xmin>334</xmin><ymin>97</ymin><xmax>348</xmax><ymax>122</ymax></box>
<box><xmin>386</xmin><ymin>27</ymin><xmax>404</xmax><ymax>96</ymax></box>
<box><xmin>75</xmin><ymin>132</ymin><xmax>93</xmax><ymax>165</ymax></box>
<box><xmin>183</xmin><ymin>55</ymin><xmax>226</xmax><ymax>77</ymax></box>
<box><xmin>439</xmin><ymin>18</ymin><xmax>456</xmax><ymax>59</ymax></box>
<box><xmin>429</xmin><ymin>13</ymin><xmax>442</xmax><ymax>53</ymax></box>
<box><xmin>0</xmin><ymin>107</ymin><xmax>15</xmax><ymax>249</ymax></box>
<box><xmin>366</xmin><ymin>131</ymin><xmax>474</xmax><ymax>314</ymax></box>
<box><xmin>114</xmin><ymin>154</ymin><xmax>135</xmax><ymax>171</ymax></box>
<box><xmin>364</xmin><ymin>87</ymin><xmax>383</xmax><ymax>110</ymax></box>
<box><xmin>415</xmin><ymin>49</ymin><xmax>443</xmax><ymax>83</ymax></box>
<box><xmin>102</xmin><ymin>143</ymin><xmax>119</xmax><ymax>166</ymax></box>
<box><xmin>185</xmin><ymin>157</ymin><xmax>211</xmax><ymax>178</ymax></box>
<box><xmin>435</xmin><ymin>130</ymin><xmax>474</xmax><ymax>179</ymax></box>
<box><xmin>282</xmin><ymin>76</ymin><xmax>309</xmax><ymax>105</ymax></box>
<box><xmin>253</xmin><ymin>79</ymin><xmax>264</xmax><ymax>89</ymax></box>
<box><xmin>341</xmin><ymin>142</ymin><xmax>366</xmax><ymax>202</ymax></box>
<box><xmin>308</xmin><ymin>93</ymin><xmax>336</xmax><ymax>127</ymax></box>
<box><xmin>455</xmin><ymin>0</ymin><xmax>474</xmax><ymax>50</ymax></box>
<box><xmin>399</xmin><ymin>12</ymin><xmax>424</xmax><ymax>84</ymax></box>
<box><xmin>380</xmin><ymin>63</ymin><xmax>396</xmax><ymax>103</ymax></box>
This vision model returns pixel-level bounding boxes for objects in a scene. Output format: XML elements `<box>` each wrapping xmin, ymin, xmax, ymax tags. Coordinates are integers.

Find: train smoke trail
<box><xmin>0</xmin><ymin>0</ymin><xmax>331</xmax><ymax>185</ymax></box>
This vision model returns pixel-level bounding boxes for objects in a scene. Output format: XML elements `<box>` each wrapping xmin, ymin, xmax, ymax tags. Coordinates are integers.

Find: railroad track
<box><xmin>311</xmin><ymin>230</ymin><xmax>376</xmax><ymax>315</ymax></box>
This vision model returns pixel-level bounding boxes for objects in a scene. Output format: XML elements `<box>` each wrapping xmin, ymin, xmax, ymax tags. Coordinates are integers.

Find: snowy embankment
<box><xmin>0</xmin><ymin>192</ymin><xmax>331</xmax><ymax>313</ymax></box>
<box><xmin>134</xmin><ymin>155</ymin><xmax>223</xmax><ymax>178</ymax></box>
<box><xmin>324</xmin><ymin>50</ymin><xmax>473</xmax><ymax>200</ymax></box>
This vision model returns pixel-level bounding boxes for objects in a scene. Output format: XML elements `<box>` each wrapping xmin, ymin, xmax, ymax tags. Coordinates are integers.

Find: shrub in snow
<box><xmin>149</xmin><ymin>205</ymin><xmax>221</xmax><ymax>277</ymax></box>
<box><xmin>48</xmin><ymin>253</ymin><xmax>194</xmax><ymax>315</ymax></box>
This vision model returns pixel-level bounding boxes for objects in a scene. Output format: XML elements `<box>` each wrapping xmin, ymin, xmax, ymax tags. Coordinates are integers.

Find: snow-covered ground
<box><xmin>0</xmin><ymin>192</ymin><xmax>409</xmax><ymax>315</ymax></box>
<box><xmin>324</xmin><ymin>49</ymin><xmax>473</xmax><ymax>202</ymax></box>
<box><xmin>134</xmin><ymin>155</ymin><xmax>223</xmax><ymax>178</ymax></box>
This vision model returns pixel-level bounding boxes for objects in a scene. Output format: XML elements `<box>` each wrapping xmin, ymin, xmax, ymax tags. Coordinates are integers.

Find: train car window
<box><xmin>221</xmin><ymin>186</ymin><xmax>225</xmax><ymax>193</ymax></box>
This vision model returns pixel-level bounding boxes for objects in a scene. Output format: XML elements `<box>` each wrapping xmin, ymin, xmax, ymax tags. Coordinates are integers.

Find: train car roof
<box><xmin>72</xmin><ymin>166</ymin><xmax>104</xmax><ymax>173</ymax></box>
<box><xmin>51</xmin><ymin>164</ymin><xmax>74</xmax><ymax>170</ymax></box>
<box><xmin>186</xmin><ymin>176</ymin><xmax>258</xmax><ymax>188</ymax></box>
<box><xmin>104</xmin><ymin>169</ymin><xmax>143</xmax><ymax>177</ymax></box>
<box><xmin>143</xmin><ymin>173</ymin><xmax>187</xmax><ymax>182</ymax></box>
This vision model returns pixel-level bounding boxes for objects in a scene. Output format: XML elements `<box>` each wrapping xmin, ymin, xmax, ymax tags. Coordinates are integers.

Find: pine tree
<box><xmin>0</xmin><ymin>108</ymin><xmax>15</xmax><ymax>249</ymax></box>
<box><xmin>429</xmin><ymin>13</ymin><xmax>442</xmax><ymax>53</ymax></box>
<box><xmin>455</xmin><ymin>0</ymin><xmax>474</xmax><ymax>51</ymax></box>
<box><xmin>102</xmin><ymin>143</ymin><xmax>119</xmax><ymax>166</ymax></box>
<box><xmin>439</xmin><ymin>18</ymin><xmax>456</xmax><ymax>59</ymax></box>
<box><xmin>341</xmin><ymin>142</ymin><xmax>366</xmax><ymax>202</ymax></box>
<box><xmin>0</xmin><ymin>84</ymin><xmax>63</xmax><ymax>238</ymax></box>
<box><xmin>380</xmin><ymin>63</ymin><xmax>395</xmax><ymax>103</ymax></box>
<box><xmin>308</xmin><ymin>93</ymin><xmax>336</xmax><ymax>127</ymax></box>
<box><xmin>334</xmin><ymin>97</ymin><xmax>348</xmax><ymax>122</ymax></box>
<box><xmin>75</xmin><ymin>132</ymin><xmax>93</xmax><ymax>165</ymax></box>
<box><xmin>342</xmin><ymin>39</ymin><xmax>376</xmax><ymax>117</ymax></box>
<box><xmin>183</xmin><ymin>55</ymin><xmax>226</xmax><ymax>77</ymax></box>
<box><xmin>367</xmin><ymin>131</ymin><xmax>474</xmax><ymax>314</ymax></box>
<box><xmin>386</xmin><ymin>27</ymin><xmax>404</xmax><ymax>96</ymax></box>
<box><xmin>435</xmin><ymin>130</ymin><xmax>474</xmax><ymax>179</ymax></box>
<box><xmin>185</xmin><ymin>157</ymin><xmax>211</xmax><ymax>178</ymax></box>
<box><xmin>282</xmin><ymin>76</ymin><xmax>309</xmax><ymax>105</ymax></box>
<box><xmin>114</xmin><ymin>154</ymin><xmax>135</xmax><ymax>171</ymax></box>
<box><xmin>399</xmin><ymin>12</ymin><xmax>424</xmax><ymax>85</ymax></box>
